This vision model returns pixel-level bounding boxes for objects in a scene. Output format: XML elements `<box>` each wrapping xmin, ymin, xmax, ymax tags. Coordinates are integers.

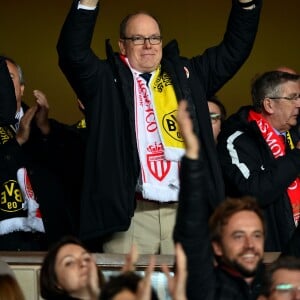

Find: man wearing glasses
<box><xmin>57</xmin><ymin>0</ymin><xmax>262</xmax><ymax>254</ymax></box>
<box><xmin>208</xmin><ymin>95</ymin><xmax>227</xmax><ymax>144</ymax></box>
<box><xmin>217</xmin><ymin>70</ymin><xmax>300</xmax><ymax>252</ymax></box>
<box><xmin>258</xmin><ymin>256</ymin><xmax>300</xmax><ymax>300</ymax></box>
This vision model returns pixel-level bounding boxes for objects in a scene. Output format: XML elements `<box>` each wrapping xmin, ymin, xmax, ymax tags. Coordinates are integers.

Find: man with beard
<box><xmin>174</xmin><ymin>100</ymin><xmax>265</xmax><ymax>300</ymax></box>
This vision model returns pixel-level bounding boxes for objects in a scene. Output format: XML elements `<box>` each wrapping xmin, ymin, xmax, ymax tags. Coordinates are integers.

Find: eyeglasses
<box><xmin>267</xmin><ymin>93</ymin><xmax>300</xmax><ymax>101</ymax></box>
<box><xmin>210</xmin><ymin>113</ymin><xmax>221</xmax><ymax>124</ymax></box>
<box><xmin>122</xmin><ymin>35</ymin><xmax>162</xmax><ymax>45</ymax></box>
<box><xmin>272</xmin><ymin>283</ymin><xmax>300</xmax><ymax>299</ymax></box>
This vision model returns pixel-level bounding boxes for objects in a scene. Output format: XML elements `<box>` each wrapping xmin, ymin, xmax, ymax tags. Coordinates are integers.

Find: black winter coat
<box><xmin>57</xmin><ymin>0</ymin><xmax>262</xmax><ymax>241</ymax></box>
<box><xmin>217</xmin><ymin>106</ymin><xmax>300</xmax><ymax>251</ymax></box>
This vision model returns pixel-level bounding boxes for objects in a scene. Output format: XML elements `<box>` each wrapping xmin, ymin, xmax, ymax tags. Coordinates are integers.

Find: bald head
<box><xmin>276</xmin><ymin>66</ymin><xmax>297</xmax><ymax>75</ymax></box>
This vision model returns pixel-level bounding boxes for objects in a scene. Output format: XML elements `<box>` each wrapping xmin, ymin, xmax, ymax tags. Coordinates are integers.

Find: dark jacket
<box><xmin>57</xmin><ymin>0</ymin><xmax>262</xmax><ymax>241</ymax></box>
<box><xmin>217</xmin><ymin>106</ymin><xmax>300</xmax><ymax>251</ymax></box>
<box><xmin>0</xmin><ymin>56</ymin><xmax>84</xmax><ymax>249</ymax></box>
<box><xmin>174</xmin><ymin>156</ymin><xmax>263</xmax><ymax>300</ymax></box>
<box><xmin>0</xmin><ymin>113</ymin><xmax>79</xmax><ymax>249</ymax></box>
<box><xmin>0</xmin><ymin>57</ymin><xmax>16</xmax><ymax>125</ymax></box>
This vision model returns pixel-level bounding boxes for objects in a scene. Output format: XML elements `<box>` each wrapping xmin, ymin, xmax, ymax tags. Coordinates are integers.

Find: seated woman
<box><xmin>40</xmin><ymin>236</ymin><xmax>105</xmax><ymax>300</ymax></box>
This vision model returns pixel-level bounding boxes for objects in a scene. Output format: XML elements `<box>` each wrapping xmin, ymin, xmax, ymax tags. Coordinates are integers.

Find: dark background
<box><xmin>2</xmin><ymin>0</ymin><xmax>299</xmax><ymax>124</ymax></box>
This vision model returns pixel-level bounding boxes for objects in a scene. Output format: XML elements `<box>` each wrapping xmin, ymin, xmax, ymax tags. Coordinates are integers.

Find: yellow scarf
<box><xmin>127</xmin><ymin>59</ymin><xmax>184</xmax><ymax>202</ymax></box>
<box><xmin>151</xmin><ymin>66</ymin><xmax>185</xmax><ymax>160</ymax></box>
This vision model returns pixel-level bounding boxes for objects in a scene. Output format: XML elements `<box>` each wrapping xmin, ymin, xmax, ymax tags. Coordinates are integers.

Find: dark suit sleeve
<box><xmin>191</xmin><ymin>0</ymin><xmax>263</xmax><ymax>97</ymax></box>
<box><xmin>56</xmin><ymin>1</ymin><xmax>101</xmax><ymax>107</ymax></box>
<box><xmin>281</xmin><ymin>225</ymin><xmax>300</xmax><ymax>257</ymax></box>
<box><xmin>174</xmin><ymin>156</ymin><xmax>215</xmax><ymax>300</ymax></box>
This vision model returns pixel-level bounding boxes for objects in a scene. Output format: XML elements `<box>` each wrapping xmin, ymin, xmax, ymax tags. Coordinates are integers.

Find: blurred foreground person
<box><xmin>40</xmin><ymin>236</ymin><xmax>104</xmax><ymax>300</ymax></box>
<box><xmin>0</xmin><ymin>259</ymin><xmax>25</xmax><ymax>300</ymax></box>
<box><xmin>174</xmin><ymin>100</ymin><xmax>265</xmax><ymax>300</ymax></box>
<box><xmin>258</xmin><ymin>256</ymin><xmax>300</xmax><ymax>300</ymax></box>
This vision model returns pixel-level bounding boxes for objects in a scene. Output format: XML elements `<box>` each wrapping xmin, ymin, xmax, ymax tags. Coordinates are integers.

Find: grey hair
<box><xmin>251</xmin><ymin>71</ymin><xmax>300</xmax><ymax>112</ymax></box>
<box><xmin>2</xmin><ymin>56</ymin><xmax>25</xmax><ymax>85</ymax></box>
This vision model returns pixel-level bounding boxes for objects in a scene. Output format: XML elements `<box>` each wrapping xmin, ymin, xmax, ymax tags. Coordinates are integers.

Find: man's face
<box><xmin>118</xmin><ymin>13</ymin><xmax>162</xmax><ymax>73</ymax></box>
<box><xmin>6</xmin><ymin>60</ymin><xmax>24</xmax><ymax>112</ymax></box>
<box><xmin>266</xmin><ymin>81</ymin><xmax>300</xmax><ymax>132</ymax></box>
<box><xmin>212</xmin><ymin>211</ymin><xmax>264</xmax><ymax>280</ymax></box>
<box><xmin>208</xmin><ymin>101</ymin><xmax>222</xmax><ymax>143</ymax></box>
<box><xmin>264</xmin><ymin>269</ymin><xmax>300</xmax><ymax>300</ymax></box>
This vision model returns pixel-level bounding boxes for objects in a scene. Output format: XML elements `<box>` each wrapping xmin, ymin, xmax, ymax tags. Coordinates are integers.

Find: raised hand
<box><xmin>87</xmin><ymin>254</ymin><xmax>101</xmax><ymax>300</ymax></box>
<box><xmin>33</xmin><ymin>89</ymin><xmax>50</xmax><ymax>135</ymax></box>
<box><xmin>177</xmin><ymin>100</ymin><xmax>200</xmax><ymax>160</ymax></box>
<box><xmin>122</xmin><ymin>244</ymin><xmax>139</xmax><ymax>272</ymax></box>
<box><xmin>16</xmin><ymin>105</ymin><xmax>38</xmax><ymax>145</ymax></box>
<box><xmin>136</xmin><ymin>255</ymin><xmax>156</xmax><ymax>300</ymax></box>
<box><xmin>161</xmin><ymin>243</ymin><xmax>187</xmax><ymax>300</ymax></box>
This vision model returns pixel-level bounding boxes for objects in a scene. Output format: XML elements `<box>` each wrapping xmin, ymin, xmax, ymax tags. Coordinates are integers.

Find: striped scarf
<box><xmin>122</xmin><ymin>56</ymin><xmax>185</xmax><ymax>202</ymax></box>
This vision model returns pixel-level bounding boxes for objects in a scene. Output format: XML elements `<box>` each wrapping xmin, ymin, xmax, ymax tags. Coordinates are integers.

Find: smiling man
<box><xmin>209</xmin><ymin>199</ymin><xmax>265</xmax><ymax>284</ymax></box>
<box><xmin>57</xmin><ymin>0</ymin><xmax>262</xmax><ymax>254</ymax></box>
<box><xmin>174</xmin><ymin>100</ymin><xmax>265</xmax><ymax>300</ymax></box>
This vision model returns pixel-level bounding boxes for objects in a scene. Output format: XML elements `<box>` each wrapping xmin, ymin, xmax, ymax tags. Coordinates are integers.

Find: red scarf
<box><xmin>248</xmin><ymin>110</ymin><xmax>300</xmax><ymax>225</ymax></box>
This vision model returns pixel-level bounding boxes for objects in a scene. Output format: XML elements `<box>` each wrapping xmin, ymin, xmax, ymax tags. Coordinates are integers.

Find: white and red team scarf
<box><xmin>0</xmin><ymin>107</ymin><xmax>45</xmax><ymax>234</ymax></box>
<box><xmin>121</xmin><ymin>55</ymin><xmax>185</xmax><ymax>202</ymax></box>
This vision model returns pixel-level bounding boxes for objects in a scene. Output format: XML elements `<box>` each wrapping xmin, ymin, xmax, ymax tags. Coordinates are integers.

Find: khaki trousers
<box><xmin>103</xmin><ymin>200</ymin><xmax>178</xmax><ymax>254</ymax></box>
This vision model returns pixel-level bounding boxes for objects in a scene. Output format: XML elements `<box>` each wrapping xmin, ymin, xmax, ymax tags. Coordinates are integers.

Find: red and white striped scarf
<box><xmin>121</xmin><ymin>55</ymin><xmax>184</xmax><ymax>202</ymax></box>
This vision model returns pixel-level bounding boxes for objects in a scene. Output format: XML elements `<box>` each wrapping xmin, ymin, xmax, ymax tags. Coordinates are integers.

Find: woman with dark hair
<box><xmin>40</xmin><ymin>236</ymin><xmax>105</xmax><ymax>300</ymax></box>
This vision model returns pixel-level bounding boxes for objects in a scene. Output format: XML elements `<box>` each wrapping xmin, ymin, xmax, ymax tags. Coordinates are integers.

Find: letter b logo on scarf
<box><xmin>162</xmin><ymin>110</ymin><xmax>184</xmax><ymax>142</ymax></box>
<box><xmin>1</xmin><ymin>180</ymin><xmax>24</xmax><ymax>212</ymax></box>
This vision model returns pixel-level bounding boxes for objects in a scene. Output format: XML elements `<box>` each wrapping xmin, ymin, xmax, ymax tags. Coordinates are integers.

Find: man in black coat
<box><xmin>57</xmin><ymin>0</ymin><xmax>262</xmax><ymax>254</ymax></box>
<box><xmin>217</xmin><ymin>71</ymin><xmax>300</xmax><ymax>251</ymax></box>
<box><xmin>0</xmin><ymin>56</ymin><xmax>83</xmax><ymax>250</ymax></box>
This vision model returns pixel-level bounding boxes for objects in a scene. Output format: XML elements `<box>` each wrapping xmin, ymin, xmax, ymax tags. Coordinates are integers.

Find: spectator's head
<box><xmin>207</xmin><ymin>95</ymin><xmax>227</xmax><ymax>143</ymax></box>
<box><xmin>276</xmin><ymin>66</ymin><xmax>297</xmax><ymax>75</ymax></box>
<box><xmin>0</xmin><ymin>274</ymin><xmax>26</xmax><ymax>300</ymax></box>
<box><xmin>209</xmin><ymin>196</ymin><xmax>265</xmax><ymax>283</ymax></box>
<box><xmin>251</xmin><ymin>71</ymin><xmax>300</xmax><ymax>132</ymax></box>
<box><xmin>3</xmin><ymin>56</ymin><xmax>25</xmax><ymax>113</ymax></box>
<box><xmin>0</xmin><ymin>260</ymin><xmax>25</xmax><ymax>300</ymax></box>
<box><xmin>258</xmin><ymin>256</ymin><xmax>300</xmax><ymax>300</ymax></box>
<box><xmin>118</xmin><ymin>12</ymin><xmax>162</xmax><ymax>73</ymax></box>
<box><xmin>100</xmin><ymin>271</ymin><xmax>159</xmax><ymax>300</ymax></box>
<box><xmin>0</xmin><ymin>260</ymin><xmax>16</xmax><ymax>278</ymax></box>
<box><xmin>40</xmin><ymin>235</ymin><xmax>105</xmax><ymax>299</ymax></box>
